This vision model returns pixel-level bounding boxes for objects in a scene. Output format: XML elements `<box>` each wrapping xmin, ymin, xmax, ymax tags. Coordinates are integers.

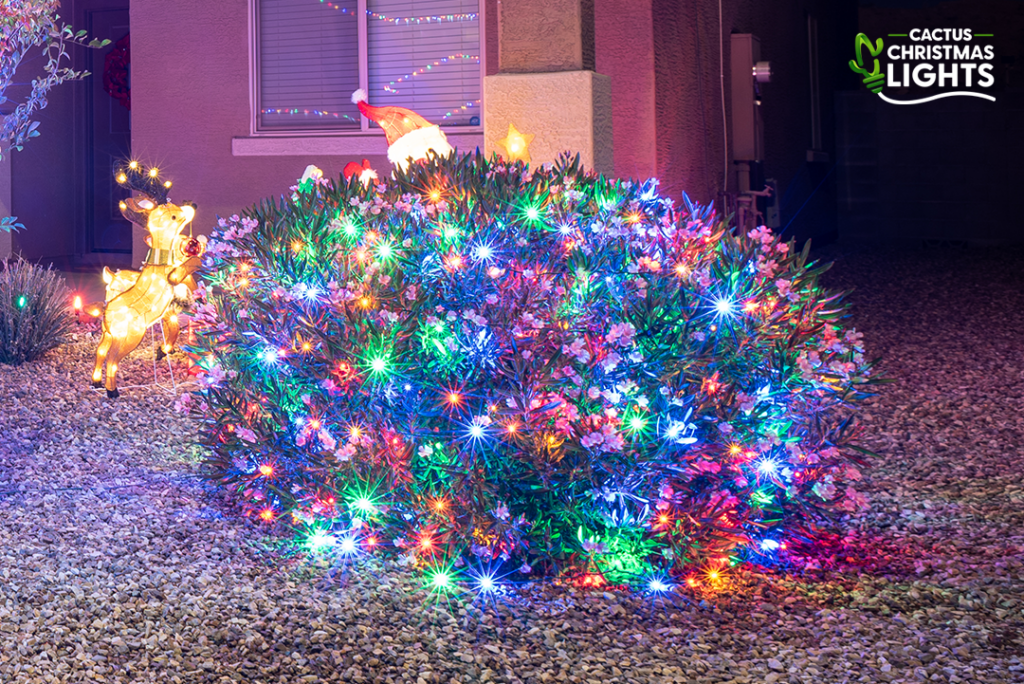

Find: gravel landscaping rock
<box><xmin>0</xmin><ymin>244</ymin><xmax>1022</xmax><ymax>683</ymax></box>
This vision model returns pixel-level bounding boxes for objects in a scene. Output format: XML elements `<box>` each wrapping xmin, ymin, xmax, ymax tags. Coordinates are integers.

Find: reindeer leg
<box><xmin>156</xmin><ymin>311</ymin><xmax>181</xmax><ymax>360</ymax></box>
<box><xmin>104</xmin><ymin>339</ymin><xmax>120</xmax><ymax>399</ymax></box>
<box><xmin>93</xmin><ymin>330</ymin><xmax>114</xmax><ymax>388</ymax></box>
<box><xmin>104</xmin><ymin>337</ymin><xmax>124</xmax><ymax>399</ymax></box>
<box><xmin>105</xmin><ymin>327</ymin><xmax>146</xmax><ymax>399</ymax></box>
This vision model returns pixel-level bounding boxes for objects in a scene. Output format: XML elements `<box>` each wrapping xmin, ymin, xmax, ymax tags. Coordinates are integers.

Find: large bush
<box><xmin>0</xmin><ymin>257</ymin><xmax>72</xmax><ymax>365</ymax></box>
<box><xmin>183</xmin><ymin>152</ymin><xmax>873</xmax><ymax>588</ymax></box>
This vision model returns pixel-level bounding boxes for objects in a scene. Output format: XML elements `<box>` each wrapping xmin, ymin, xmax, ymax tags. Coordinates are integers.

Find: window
<box><xmin>256</xmin><ymin>0</ymin><xmax>482</xmax><ymax>133</ymax></box>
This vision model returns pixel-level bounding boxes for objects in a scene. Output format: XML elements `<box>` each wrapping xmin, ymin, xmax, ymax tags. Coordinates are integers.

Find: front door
<box><xmin>85</xmin><ymin>7</ymin><xmax>131</xmax><ymax>256</ymax></box>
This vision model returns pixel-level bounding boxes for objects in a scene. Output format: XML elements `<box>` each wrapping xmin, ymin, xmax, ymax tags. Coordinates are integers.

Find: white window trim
<box><xmin>238</xmin><ymin>0</ymin><xmax>486</xmax><ymax>156</ymax></box>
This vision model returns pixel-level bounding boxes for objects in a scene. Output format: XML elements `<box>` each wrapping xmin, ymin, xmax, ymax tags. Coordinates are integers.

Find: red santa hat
<box><xmin>351</xmin><ymin>89</ymin><xmax>454</xmax><ymax>170</ymax></box>
<box><xmin>343</xmin><ymin>158</ymin><xmax>379</xmax><ymax>186</ymax></box>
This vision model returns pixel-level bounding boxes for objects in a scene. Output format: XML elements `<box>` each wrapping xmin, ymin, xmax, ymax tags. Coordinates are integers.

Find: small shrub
<box><xmin>0</xmin><ymin>257</ymin><xmax>73</xmax><ymax>365</ymax></box>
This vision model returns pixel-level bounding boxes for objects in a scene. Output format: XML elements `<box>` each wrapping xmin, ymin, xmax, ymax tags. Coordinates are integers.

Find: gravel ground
<box><xmin>1</xmin><ymin>244</ymin><xmax>1022</xmax><ymax>684</ymax></box>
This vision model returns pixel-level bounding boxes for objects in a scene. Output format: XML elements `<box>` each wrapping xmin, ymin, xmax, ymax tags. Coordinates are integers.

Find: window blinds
<box><xmin>258</xmin><ymin>0</ymin><xmax>361</xmax><ymax>130</ymax></box>
<box><xmin>257</xmin><ymin>0</ymin><xmax>481</xmax><ymax>132</ymax></box>
<box><xmin>366</xmin><ymin>0</ymin><xmax>481</xmax><ymax>127</ymax></box>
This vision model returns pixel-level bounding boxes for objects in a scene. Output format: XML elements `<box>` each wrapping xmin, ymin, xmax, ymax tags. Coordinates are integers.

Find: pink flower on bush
<box><xmin>812</xmin><ymin>481</ymin><xmax>837</xmax><ymax>501</ymax></box>
<box><xmin>236</xmin><ymin>427</ymin><xmax>257</xmax><ymax>443</ymax></box>
<box><xmin>606</xmin><ymin>322</ymin><xmax>636</xmax><ymax>348</ymax></box>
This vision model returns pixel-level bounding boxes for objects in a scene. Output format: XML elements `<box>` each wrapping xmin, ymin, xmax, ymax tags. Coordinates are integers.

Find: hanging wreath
<box><xmin>103</xmin><ymin>33</ymin><xmax>130</xmax><ymax>111</ymax></box>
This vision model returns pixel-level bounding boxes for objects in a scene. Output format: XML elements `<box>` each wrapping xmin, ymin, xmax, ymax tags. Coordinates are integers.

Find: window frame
<box><xmin>248</xmin><ymin>0</ymin><xmax>486</xmax><ymax>138</ymax></box>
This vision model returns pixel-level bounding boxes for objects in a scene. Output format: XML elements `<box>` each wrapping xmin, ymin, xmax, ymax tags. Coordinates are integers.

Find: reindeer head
<box><xmin>122</xmin><ymin>197</ymin><xmax>196</xmax><ymax>251</ymax></box>
<box><xmin>115</xmin><ymin>162</ymin><xmax>202</xmax><ymax>260</ymax></box>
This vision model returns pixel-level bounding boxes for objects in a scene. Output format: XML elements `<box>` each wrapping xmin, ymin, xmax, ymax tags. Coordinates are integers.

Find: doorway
<box><xmin>84</xmin><ymin>6</ymin><xmax>132</xmax><ymax>260</ymax></box>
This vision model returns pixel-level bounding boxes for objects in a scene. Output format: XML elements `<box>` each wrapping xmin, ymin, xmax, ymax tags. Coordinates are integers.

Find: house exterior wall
<box><xmin>130</xmin><ymin>0</ymin><xmax>850</xmax><ymax>259</ymax></box>
<box><xmin>649</xmin><ymin>0</ymin><xmax>852</xmax><ymax>242</ymax></box>
<box><xmin>132</xmin><ymin>0</ymin><xmax>245</xmax><ymax>264</ymax></box>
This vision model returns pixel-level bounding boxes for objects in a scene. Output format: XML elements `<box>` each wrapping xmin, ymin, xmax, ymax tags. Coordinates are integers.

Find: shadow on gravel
<box><xmin>758</xmin><ymin>242</ymin><xmax>1024</xmax><ymax>650</ymax></box>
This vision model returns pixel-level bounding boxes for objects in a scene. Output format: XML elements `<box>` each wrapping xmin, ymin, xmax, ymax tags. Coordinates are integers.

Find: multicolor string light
<box><xmin>261</xmin><ymin>100</ymin><xmax>480</xmax><ymax>125</ymax></box>
<box><xmin>261</xmin><ymin>107</ymin><xmax>358</xmax><ymax>122</ymax></box>
<box><xmin>440</xmin><ymin>99</ymin><xmax>480</xmax><ymax>122</ymax></box>
<box><xmin>311</xmin><ymin>1</ymin><xmax>478</xmax><ymax>25</ymax></box>
<box><xmin>383</xmin><ymin>54</ymin><xmax>480</xmax><ymax>94</ymax></box>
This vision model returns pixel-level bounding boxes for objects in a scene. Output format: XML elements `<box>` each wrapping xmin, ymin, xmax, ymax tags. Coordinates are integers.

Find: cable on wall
<box><xmin>719</xmin><ymin>0</ymin><xmax>728</xmax><ymax>193</ymax></box>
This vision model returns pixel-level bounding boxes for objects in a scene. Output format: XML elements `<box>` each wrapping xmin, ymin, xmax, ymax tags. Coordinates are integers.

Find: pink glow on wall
<box><xmin>596</xmin><ymin>0</ymin><xmax>657</xmax><ymax>184</ymax></box>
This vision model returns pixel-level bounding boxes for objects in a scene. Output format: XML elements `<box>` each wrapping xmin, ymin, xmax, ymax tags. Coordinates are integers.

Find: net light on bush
<box><xmin>181</xmin><ymin>126</ymin><xmax>876</xmax><ymax>594</ymax></box>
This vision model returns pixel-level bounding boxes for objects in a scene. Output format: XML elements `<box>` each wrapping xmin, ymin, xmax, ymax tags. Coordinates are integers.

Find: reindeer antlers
<box><xmin>115</xmin><ymin>161</ymin><xmax>175</xmax><ymax>225</ymax></box>
<box><xmin>115</xmin><ymin>160</ymin><xmax>171</xmax><ymax>203</ymax></box>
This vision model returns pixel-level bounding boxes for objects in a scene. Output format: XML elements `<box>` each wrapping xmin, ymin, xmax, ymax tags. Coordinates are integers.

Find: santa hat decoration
<box><xmin>351</xmin><ymin>89</ymin><xmax>454</xmax><ymax>170</ymax></box>
<box><xmin>343</xmin><ymin>158</ymin><xmax>379</xmax><ymax>187</ymax></box>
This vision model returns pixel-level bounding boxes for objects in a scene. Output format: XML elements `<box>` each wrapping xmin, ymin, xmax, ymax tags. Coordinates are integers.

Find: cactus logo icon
<box><xmin>849</xmin><ymin>34</ymin><xmax>886</xmax><ymax>94</ymax></box>
<box><xmin>849</xmin><ymin>30</ymin><xmax>996</xmax><ymax>105</ymax></box>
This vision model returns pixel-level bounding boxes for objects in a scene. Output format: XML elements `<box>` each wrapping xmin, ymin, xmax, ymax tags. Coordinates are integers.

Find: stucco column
<box><xmin>484</xmin><ymin>0</ymin><xmax>613</xmax><ymax>174</ymax></box>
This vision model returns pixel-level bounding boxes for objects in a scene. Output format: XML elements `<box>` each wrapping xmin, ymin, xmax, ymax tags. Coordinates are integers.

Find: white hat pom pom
<box><xmin>351</xmin><ymin>89</ymin><xmax>368</xmax><ymax>104</ymax></box>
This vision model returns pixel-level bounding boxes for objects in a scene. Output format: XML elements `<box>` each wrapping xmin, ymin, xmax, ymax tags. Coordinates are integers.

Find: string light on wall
<box><xmin>260</xmin><ymin>107</ymin><xmax>358</xmax><ymax>122</ymax></box>
<box><xmin>383</xmin><ymin>54</ymin><xmax>480</xmax><ymax>94</ymax></box>
<box><xmin>263</xmin><ymin>100</ymin><xmax>482</xmax><ymax>126</ymax></box>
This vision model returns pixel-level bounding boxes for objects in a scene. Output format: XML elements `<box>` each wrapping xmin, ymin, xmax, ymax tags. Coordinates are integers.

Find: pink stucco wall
<box><xmin>595</xmin><ymin>0</ymin><xmax>658</xmax><ymax>184</ymax></box>
<box><xmin>132</xmin><ymin>0</ymin><xmax>846</xmax><ymax>256</ymax></box>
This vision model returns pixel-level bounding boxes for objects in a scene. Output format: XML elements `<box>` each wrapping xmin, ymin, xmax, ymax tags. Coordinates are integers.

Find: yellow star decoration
<box><xmin>497</xmin><ymin>123</ymin><xmax>535</xmax><ymax>164</ymax></box>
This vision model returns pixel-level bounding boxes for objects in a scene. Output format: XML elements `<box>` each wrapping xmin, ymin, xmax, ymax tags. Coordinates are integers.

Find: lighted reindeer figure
<box><xmin>91</xmin><ymin>163</ymin><xmax>206</xmax><ymax>398</ymax></box>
